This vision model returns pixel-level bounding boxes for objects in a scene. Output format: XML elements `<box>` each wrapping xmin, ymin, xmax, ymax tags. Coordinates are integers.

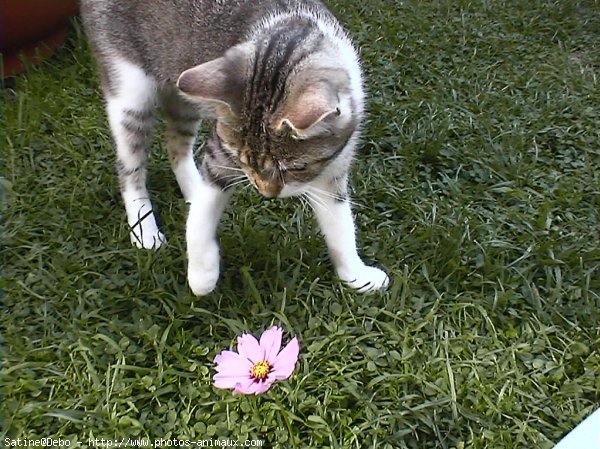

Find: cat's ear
<box><xmin>177</xmin><ymin>43</ymin><xmax>251</xmax><ymax>116</ymax></box>
<box><xmin>277</xmin><ymin>69</ymin><xmax>350</xmax><ymax>139</ymax></box>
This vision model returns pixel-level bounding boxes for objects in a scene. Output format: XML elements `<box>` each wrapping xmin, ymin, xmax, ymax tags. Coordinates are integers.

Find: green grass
<box><xmin>2</xmin><ymin>1</ymin><xmax>599</xmax><ymax>447</ymax></box>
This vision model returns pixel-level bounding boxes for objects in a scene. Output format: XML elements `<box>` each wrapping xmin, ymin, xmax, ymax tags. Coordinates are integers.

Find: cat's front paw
<box><xmin>339</xmin><ymin>265</ymin><xmax>390</xmax><ymax>293</ymax></box>
<box><xmin>187</xmin><ymin>240</ymin><xmax>220</xmax><ymax>296</ymax></box>
<box><xmin>127</xmin><ymin>205</ymin><xmax>167</xmax><ymax>250</ymax></box>
<box><xmin>130</xmin><ymin>228</ymin><xmax>167</xmax><ymax>249</ymax></box>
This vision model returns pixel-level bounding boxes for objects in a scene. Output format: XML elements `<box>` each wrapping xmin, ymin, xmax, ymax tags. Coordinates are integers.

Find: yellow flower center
<box><xmin>251</xmin><ymin>361</ymin><xmax>271</xmax><ymax>380</ymax></box>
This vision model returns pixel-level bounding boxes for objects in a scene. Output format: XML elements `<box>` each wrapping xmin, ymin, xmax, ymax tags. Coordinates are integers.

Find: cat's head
<box><xmin>177</xmin><ymin>41</ymin><xmax>362</xmax><ymax>198</ymax></box>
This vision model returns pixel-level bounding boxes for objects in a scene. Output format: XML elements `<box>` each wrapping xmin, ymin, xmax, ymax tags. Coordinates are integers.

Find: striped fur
<box><xmin>81</xmin><ymin>0</ymin><xmax>389</xmax><ymax>294</ymax></box>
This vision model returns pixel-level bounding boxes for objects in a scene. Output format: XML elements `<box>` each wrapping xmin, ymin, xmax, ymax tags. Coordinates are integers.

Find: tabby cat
<box><xmin>81</xmin><ymin>0</ymin><xmax>389</xmax><ymax>295</ymax></box>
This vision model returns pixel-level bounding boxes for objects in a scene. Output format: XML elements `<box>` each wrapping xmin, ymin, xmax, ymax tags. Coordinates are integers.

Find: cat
<box><xmin>80</xmin><ymin>0</ymin><xmax>389</xmax><ymax>295</ymax></box>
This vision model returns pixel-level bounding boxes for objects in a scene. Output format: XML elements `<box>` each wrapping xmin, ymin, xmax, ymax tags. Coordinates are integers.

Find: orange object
<box><xmin>0</xmin><ymin>0</ymin><xmax>79</xmax><ymax>77</ymax></box>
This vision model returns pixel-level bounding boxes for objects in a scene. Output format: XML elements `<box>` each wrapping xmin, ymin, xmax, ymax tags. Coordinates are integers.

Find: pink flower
<box><xmin>213</xmin><ymin>326</ymin><xmax>300</xmax><ymax>395</ymax></box>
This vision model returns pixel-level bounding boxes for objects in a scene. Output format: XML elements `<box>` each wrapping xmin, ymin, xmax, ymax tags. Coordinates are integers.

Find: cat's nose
<box><xmin>258</xmin><ymin>186</ymin><xmax>279</xmax><ymax>199</ymax></box>
<box><xmin>254</xmin><ymin>178</ymin><xmax>281</xmax><ymax>198</ymax></box>
<box><xmin>261</xmin><ymin>192</ymin><xmax>278</xmax><ymax>200</ymax></box>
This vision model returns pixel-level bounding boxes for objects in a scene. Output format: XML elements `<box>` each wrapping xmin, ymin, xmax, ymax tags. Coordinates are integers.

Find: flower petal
<box><xmin>213</xmin><ymin>372</ymin><xmax>252</xmax><ymax>389</ymax></box>
<box><xmin>272</xmin><ymin>337</ymin><xmax>300</xmax><ymax>380</ymax></box>
<box><xmin>251</xmin><ymin>381</ymin><xmax>274</xmax><ymax>395</ymax></box>
<box><xmin>237</xmin><ymin>333</ymin><xmax>264</xmax><ymax>363</ymax></box>
<box><xmin>232</xmin><ymin>377</ymin><xmax>258</xmax><ymax>394</ymax></box>
<box><xmin>259</xmin><ymin>326</ymin><xmax>283</xmax><ymax>363</ymax></box>
<box><xmin>234</xmin><ymin>379</ymin><xmax>274</xmax><ymax>395</ymax></box>
<box><xmin>214</xmin><ymin>364</ymin><xmax>248</xmax><ymax>377</ymax></box>
<box><xmin>214</xmin><ymin>350</ymin><xmax>253</xmax><ymax>374</ymax></box>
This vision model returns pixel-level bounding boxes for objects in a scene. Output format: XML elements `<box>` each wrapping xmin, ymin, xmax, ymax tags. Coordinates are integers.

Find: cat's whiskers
<box><xmin>277</xmin><ymin>164</ymin><xmax>287</xmax><ymax>188</ymax></box>
<box><xmin>298</xmin><ymin>192</ymin><xmax>312</xmax><ymax>214</ymax></box>
<box><xmin>300</xmin><ymin>195</ymin><xmax>309</xmax><ymax>215</ymax></box>
<box><xmin>220</xmin><ymin>173</ymin><xmax>247</xmax><ymax>181</ymax></box>
<box><xmin>225</xmin><ymin>177</ymin><xmax>251</xmax><ymax>190</ymax></box>
<box><xmin>226</xmin><ymin>179</ymin><xmax>249</xmax><ymax>187</ymax></box>
<box><xmin>306</xmin><ymin>185</ymin><xmax>361</xmax><ymax>208</ymax></box>
<box><xmin>303</xmin><ymin>189</ymin><xmax>328</xmax><ymax>211</ymax></box>
<box><xmin>209</xmin><ymin>164</ymin><xmax>245</xmax><ymax>173</ymax></box>
<box><xmin>210</xmin><ymin>173</ymin><xmax>250</xmax><ymax>191</ymax></box>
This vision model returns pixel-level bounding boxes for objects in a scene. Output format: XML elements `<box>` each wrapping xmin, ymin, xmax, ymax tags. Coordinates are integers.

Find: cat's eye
<box><xmin>287</xmin><ymin>164</ymin><xmax>308</xmax><ymax>172</ymax></box>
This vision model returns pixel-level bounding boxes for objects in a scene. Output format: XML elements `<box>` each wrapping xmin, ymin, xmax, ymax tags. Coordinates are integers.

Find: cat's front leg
<box><xmin>186</xmin><ymin>181</ymin><xmax>232</xmax><ymax>296</ymax></box>
<box><xmin>186</xmin><ymin>179</ymin><xmax>233</xmax><ymax>296</ymax></box>
<box><xmin>307</xmin><ymin>179</ymin><xmax>389</xmax><ymax>293</ymax></box>
<box><xmin>105</xmin><ymin>58</ymin><xmax>166</xmax><ymax>249</ymax></box>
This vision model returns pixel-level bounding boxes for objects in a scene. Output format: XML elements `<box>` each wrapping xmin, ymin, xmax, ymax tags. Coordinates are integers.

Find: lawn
<box><xmin>2</xmin><ymin>0</ymin><xmax>599</xmax><ymax>448</ymax></box>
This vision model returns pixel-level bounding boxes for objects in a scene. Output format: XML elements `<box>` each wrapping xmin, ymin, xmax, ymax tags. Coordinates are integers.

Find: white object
<box><xmin>553</xmin><ymin>408</ymin><xmax>600</xmax><ymax>449</ymax></box>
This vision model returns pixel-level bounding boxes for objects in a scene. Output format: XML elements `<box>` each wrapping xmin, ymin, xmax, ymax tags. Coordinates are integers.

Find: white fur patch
<box><xmin>307</xmin><ymin>189</ymin><xmax>389</xmax><ymax>292</ymax></box>
<box><xmin>186</xmin><ymin>180</ymin><xmax>233</xmax><ymax>295</ymax></box>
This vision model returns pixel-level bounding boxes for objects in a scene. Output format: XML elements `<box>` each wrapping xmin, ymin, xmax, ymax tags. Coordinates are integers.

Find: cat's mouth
<box><xmin>245</xmin><ymin>171</ymin><xmax>309</xmax><ymax>199</ymax></box>
<box><xmin>248</xmin><ymin>176</ymin><xmax>283</xmax><ymax>199</ymax></box>
<box><xmin>240</xmin><ymin>162</ymin><xmax>305</xmax><ymax>199</ymax></box>
<box><xmin>241</xmin><ymin>165</ymin><xmax>285</xmax><ymax>198</ymax></box>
